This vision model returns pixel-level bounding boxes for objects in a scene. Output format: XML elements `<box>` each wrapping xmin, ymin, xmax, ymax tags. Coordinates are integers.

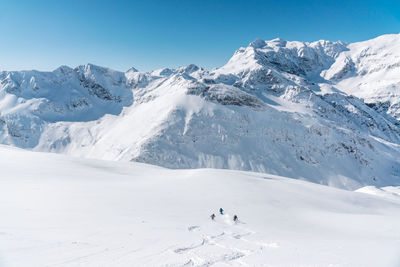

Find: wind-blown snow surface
<box><xmin>0</xmin><ymin>146</ymin><xmax>400</xmax><ymax>267</ymax></box>
<box><xmin>1</xmin><ymin>34</ymin><xmax>400</xmax><ymax>189</ymax></box>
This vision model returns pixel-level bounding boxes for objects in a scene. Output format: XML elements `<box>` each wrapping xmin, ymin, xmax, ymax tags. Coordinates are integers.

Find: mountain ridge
<box><xmin>1</xmin><ymin>34</ymin><xmax>400</xmax><ymax>189</ymax></box>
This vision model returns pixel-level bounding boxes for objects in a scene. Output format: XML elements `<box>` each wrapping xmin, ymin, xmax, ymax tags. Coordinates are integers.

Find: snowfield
<box><xmin>1</xmin><ymin>145</ymin><xmax>400</xmax><ymax>267</ymax></box>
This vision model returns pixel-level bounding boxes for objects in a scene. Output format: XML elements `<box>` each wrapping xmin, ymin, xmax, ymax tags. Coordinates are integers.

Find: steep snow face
<box><xmin>1</xmin><ymin>35</ymin><xmax>400</xmax><ymax>189</ymax></box>
<box><xmin>323</xmin><ymin>34</ymin><xmax>400</xmax><ymax>120</ymax></box>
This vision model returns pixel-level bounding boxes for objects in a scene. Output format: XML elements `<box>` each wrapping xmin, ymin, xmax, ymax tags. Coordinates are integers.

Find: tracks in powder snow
<box><xmin>170</xmin><ymin>214</ymin><xmax>279</xmax><ymax>266</ymax></box>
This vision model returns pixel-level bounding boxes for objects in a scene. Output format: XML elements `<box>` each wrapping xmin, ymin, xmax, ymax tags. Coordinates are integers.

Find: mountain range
<box><xmin>1</xmin><ymin>33</ymin><xmax>400</xmax><ymax>189</ymax></box>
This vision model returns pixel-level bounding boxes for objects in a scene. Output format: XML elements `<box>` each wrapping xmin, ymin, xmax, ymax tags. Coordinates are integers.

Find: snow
<box><xmin>0</xmin><ymin>145</ymin><xmax>399</xmax><ymax>267</ymax></box>
<box><xmin>1</xmin><ymin>34</ymin><xmax>400</xmax><ymax>190</ymax></box>
<box><xmin>356</xmin><ymin>186</ymin><xmax>400</xmax><ymax>203</ymax></box>
<box><xmin>322</xmin><ymin>34</ymin><xmax>400</xmax><ymax>119</ymax></box>
<box><xmin>2</xmin><ymin>32</ymin><xmax>400</xmax><ymax>266</ymax></box>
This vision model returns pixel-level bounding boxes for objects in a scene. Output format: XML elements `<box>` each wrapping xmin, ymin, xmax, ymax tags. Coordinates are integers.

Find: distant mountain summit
<box><xmin>1</xmin><ymin>34</ymin><xmax>400</xmax><ymax>189</ymax></box>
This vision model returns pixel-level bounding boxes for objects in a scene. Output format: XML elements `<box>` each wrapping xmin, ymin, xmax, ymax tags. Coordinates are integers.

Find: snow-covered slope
<box><xmin>1</xmin><ymin>34</ymin><xmax>400</xmax><ymax>189</ymax></box>
<box><xmin>1</xmin><ymin>146</ymin><xmax>399</xmax><ymax>267</ymax></box>
<box><xmin>322</xmin><ymin>34</ymin><xmax>400</xmax><ymax>120</ymax></box>
<box><xmin>0</xmin><ymin>64</ymin><xmax>132</xmax><ymax>147</ymax></box>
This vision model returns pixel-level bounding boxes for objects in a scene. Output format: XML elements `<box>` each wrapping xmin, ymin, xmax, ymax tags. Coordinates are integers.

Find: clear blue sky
<box><xmin>1</xmin><ymin>0</ymin><xmax>399</xmax><ymax>72</ymax></box>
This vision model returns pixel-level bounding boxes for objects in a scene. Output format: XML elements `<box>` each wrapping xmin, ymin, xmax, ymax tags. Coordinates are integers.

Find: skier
<box><xmin>233</xmin><ymin>215</ymin><xmax>238</xmax><ymax>222</ymax></box>
<box><xmin>219</xmin><ymin>208</ymin><xmax>224</xmax><ymax>215</ymax></box>
<box><xmin>210</xmin><ymin>214</ymin><xmax>216</xmax><ymax>220</ymax></box>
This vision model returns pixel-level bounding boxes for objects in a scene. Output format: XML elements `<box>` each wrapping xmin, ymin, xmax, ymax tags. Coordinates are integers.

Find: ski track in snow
<box><xmin>170</xmin><ymin>214</ymin><xmax>278</xmax><ymax>266</ymax></box>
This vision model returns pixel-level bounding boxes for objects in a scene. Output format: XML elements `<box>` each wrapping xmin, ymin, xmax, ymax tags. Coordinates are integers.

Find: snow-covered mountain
<box><xmin>1</xmin><ymin>34</ymin><xmax>400</xmax><ymax>189</ymax></box>
<box><xmin>322</xmin><ymin>34</ymin><xmax>400</xmax><ymax>120</ymax></box>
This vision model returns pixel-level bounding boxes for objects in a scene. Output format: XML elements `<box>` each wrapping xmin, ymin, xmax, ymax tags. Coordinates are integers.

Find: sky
<box><xmin>0</xmin><ymin>0</ymin><xmax>399</xmax><ymax>72</ymax></box>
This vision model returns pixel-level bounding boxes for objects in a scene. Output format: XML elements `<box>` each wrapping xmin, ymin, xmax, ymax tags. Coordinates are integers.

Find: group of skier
<box><xmin>210</xmin><ymin>208</ymin><xmax>239</xmax><ymax>222</ymax></box>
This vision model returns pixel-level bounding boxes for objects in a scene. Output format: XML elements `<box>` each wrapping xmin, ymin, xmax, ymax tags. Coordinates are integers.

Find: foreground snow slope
<box><xmin>1</xmin><ymin>146</ymin><xmax>399</xmax><ymax>267</ymax></box>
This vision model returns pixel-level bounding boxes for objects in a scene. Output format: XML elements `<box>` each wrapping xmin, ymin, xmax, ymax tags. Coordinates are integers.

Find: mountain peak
<box><xmin>250</xmin><ymin>38</ymin><xmax>289</xmax><ymax>49</ymax></box>
<box><xmin>126</xmin><ymin>67</ymin><xmax>139</xmax><ymax>73</ymax></box>
<box><xmin>177</xmin><ymin>64</ymin><xmax>202</xmax><ymax>74</ymax></box>
<box><xmin>249</xmin><ymin>38</ymin><xmax>266</xmax><ymax>48</ymax></box>
<box><xmin>268</xmin><ymin>37</ymin><xmax>287</xmax><ymax>47</ymax></box>
<box><xmin>53</xmin><ymin>65</ymin><xmax>73</xmax><ymax>74</ymax></box>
